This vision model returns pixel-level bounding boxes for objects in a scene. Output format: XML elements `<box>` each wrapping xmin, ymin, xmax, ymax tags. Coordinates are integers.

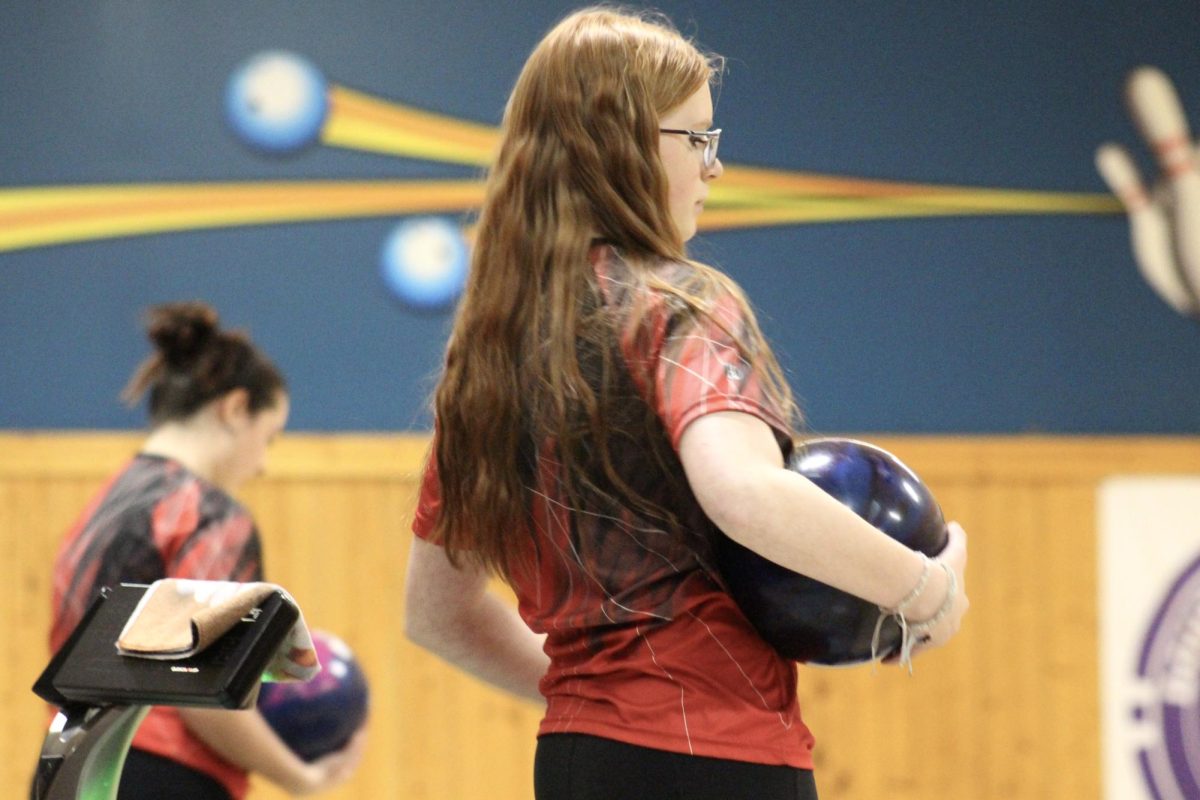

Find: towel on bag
<box><xmin>116</xmin><ymin>578</ymin><xmax>321</xmax><ymax>681</ymax></box>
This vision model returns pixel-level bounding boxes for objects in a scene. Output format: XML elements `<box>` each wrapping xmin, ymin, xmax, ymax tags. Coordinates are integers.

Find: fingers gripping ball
<box><xmin>717</xmin><ymin>438</ymin><xmax>948</xmax><ymax>666</ymax></box>
<box><xmin>257</xmin><ymin>631</ymin><xmax>369</xmax><ymax>761</ymax></box>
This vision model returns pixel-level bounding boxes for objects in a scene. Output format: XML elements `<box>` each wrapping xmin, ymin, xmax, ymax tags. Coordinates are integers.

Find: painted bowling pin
<box><xmin>1095</xmin><ymin>142</ymin><xmax>1196</xmax><ymax>315</ymax></box>
<box><xmin>1125</xmin><ymin>66</ymin><xmax>1200</xmax><ymax>313</ymax></box>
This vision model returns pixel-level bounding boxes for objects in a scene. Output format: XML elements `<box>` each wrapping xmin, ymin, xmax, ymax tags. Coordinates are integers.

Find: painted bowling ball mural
<box><xmin>380</xmin><ymin>216</ymin><xmax>470</xmax><ymax>311</ymax></box>
<box><xmin>225</xmin><ymin>51</ymin><xmax>329</xmax><ymax>154</ymax></box>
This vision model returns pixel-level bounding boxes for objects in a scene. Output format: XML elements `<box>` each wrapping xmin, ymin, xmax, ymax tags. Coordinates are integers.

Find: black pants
<box><xmin>31</xmin><ymin>748</ymin><xmax>231</xmax><ymax>800</ymax></box>
<box><xmin>116</xmin><ymin>749</ymin><xmax>233</xmax><ymax>800</ymax></box>
<box><xmin>534</xmin><ymin>734</ymin><xmax>819</xmax><ymax>800</ymax></box>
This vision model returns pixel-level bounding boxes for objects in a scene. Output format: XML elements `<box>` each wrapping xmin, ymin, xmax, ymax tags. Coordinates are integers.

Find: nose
<box><xmin>704</xmin><ymin>156</ymin><xmax>723</xmax><ymax>181</ymax></box>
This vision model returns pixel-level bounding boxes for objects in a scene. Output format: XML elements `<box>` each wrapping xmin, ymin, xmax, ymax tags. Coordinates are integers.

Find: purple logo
<box><xmin>1135</xmin><ymin>550</ymin><xmax>1200</xmax><ymax>799</ymax></box>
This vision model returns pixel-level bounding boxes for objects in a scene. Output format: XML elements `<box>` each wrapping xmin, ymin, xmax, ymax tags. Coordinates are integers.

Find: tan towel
<box><xmin>116</xmin><ymin>579</ymin><xmax>321</xmax><ymax>682</ymax></box>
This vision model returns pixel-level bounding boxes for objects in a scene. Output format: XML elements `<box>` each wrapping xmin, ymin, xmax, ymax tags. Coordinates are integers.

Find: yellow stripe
<box><xmin>710</xmin><ymin>184</ymin><xmax>1121</xmax><ymax>214</ymax></box>
<box><xmin>322</xmin><ymin>118</ymin><xmax>492</xmax><ymax>166</ymax></box>
<box><xmin>321</xmin><ymin>85</ymin><xmax>496</xmax><ymax>165</ymax></box>
<box><xmin>0</xmin><ymin>181</ymin><xmax>485</xmax><ymax>253</ymax></box>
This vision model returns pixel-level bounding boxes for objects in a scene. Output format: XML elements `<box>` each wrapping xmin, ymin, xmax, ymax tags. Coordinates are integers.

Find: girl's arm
<box><xmin>679</xmin><ymin>410</ymin><xmax>968</xmax><ymax>652</ymax></box>
<box><xmin>178</xmin><ymin>706</ymin><xmax>366</xmax><ymax>795</ymax></box>
<box><xmin>404</xmin><ymin>537</ymin><xmax>549</xmax><ymax>702</ymax></box>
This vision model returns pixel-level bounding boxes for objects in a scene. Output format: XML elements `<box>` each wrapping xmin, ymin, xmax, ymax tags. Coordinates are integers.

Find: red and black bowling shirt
<box><xmin>414</xmin><ymin>247</ymin><xmax>816</xmax><ymax>768</ymax></box>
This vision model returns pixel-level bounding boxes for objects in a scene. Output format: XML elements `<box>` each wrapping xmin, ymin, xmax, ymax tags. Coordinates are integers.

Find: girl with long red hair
<box><xmin>405</xmin><ymin>8</ymin><xmax>969</xmax><ymax>799</ymax></box>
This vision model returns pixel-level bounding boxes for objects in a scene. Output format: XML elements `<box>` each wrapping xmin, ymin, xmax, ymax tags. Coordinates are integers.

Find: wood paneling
<box><xmin>3</xmin><ymin>432</ymin><xmax>1197</xmax><ymax>799</ymax></box>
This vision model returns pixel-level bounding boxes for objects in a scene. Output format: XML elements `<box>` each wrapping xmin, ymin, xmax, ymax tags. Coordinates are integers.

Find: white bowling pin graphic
<box><xmin>1095</xmin><ymin>142</ymin><xmax>1197</xmax><ymax>315</ymax></box>
<box><xmin>1125</xmin><ymin>66</ymin><xmax>1200</xmax><ymax>311</ymax></box>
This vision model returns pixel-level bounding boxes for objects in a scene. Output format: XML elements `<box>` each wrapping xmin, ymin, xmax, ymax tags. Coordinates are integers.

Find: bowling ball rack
<box><xmin>30</xmin><ymin>583</ymin><xmax>297</xmax><ymax>800</ymax></box>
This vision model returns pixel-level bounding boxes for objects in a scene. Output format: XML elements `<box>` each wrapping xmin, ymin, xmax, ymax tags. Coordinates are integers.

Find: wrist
<box><xmin>908</xmin><ymin>559</ymin><xmax>950</xmax><ymax>623</ymax></box>
<box><xmin>284</xmin><ymin>763</ymin><xmax>320</xmax><ymax>796</ymax></box>
<box><xmin>908</xmin><ymin>562</ymin><xmax>957</xmax><ymax>636</ymax></box>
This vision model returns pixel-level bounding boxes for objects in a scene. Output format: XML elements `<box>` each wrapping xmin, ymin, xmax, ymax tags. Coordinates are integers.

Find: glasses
<box><xmin>659</xmin><ymin>128</ymin><xmax>722</xmax><ymax>170</ymax></box>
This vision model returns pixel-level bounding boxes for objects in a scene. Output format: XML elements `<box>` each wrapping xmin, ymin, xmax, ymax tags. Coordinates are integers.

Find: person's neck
<box><xmin>141</xmin><ymin>421</ymin><xmax>223</xmax><ymax>485</ymax></box>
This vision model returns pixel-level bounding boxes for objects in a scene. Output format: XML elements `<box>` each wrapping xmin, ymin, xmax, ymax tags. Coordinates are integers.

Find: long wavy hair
<box><xmin>431</xmin><ymin>7</ymin><xmax>797</xmax><ymax>580</ymax></box>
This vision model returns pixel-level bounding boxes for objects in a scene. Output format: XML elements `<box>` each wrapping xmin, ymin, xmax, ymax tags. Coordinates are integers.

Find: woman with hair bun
<box><xmin>404</xmin><ymin>7</ymin><xmax>968</xmax><ymax>799</ymax></box>
<box><xmin>45</xmin><ymin>301</ymin><xmax>365</xmax><ymax>800</ymax></box>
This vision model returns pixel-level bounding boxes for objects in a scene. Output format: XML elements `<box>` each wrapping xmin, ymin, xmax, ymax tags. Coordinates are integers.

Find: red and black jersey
<box><xmin>414</xmin><ymin>246</ymin><xmax>815</xmax><ymax>768</ymax></box>
<box><xmin>50</xmin><ymin>453</ymin><xmax>263</xmax><ymax>799</ymax></box>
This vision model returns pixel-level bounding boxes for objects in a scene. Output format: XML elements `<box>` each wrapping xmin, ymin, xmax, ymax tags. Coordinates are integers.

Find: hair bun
<box><xmin>145</xmin><ymin>301</ymin><xmax>220</xmax><ymax>367</ymax></box>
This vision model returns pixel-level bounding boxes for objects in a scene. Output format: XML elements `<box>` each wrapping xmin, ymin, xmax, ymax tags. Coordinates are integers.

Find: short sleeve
<box><xmin>411</xmin><ymin>446</ymin><xmax>442</xmax><ymax>541</ymax></box>
<box><xmin>653</xmin><ymin>290</ymin><xmax>793</xmax><ymax>451</ymax></box>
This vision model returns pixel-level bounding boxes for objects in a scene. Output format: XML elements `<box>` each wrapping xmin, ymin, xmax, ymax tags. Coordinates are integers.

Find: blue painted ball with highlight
<box><xmin>380</xmin><ymin>217</ymin><xmax>470</xmax><ymax>311</ymax></box>
<box><xmin>225</xmin><ymin>51</ymin><xmax>328</xmax><ymax>154</ymax></box>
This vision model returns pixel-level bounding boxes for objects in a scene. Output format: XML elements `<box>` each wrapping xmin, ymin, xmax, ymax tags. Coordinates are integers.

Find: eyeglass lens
<box><xmin>705</xmin><ymin>135</ymin><xmax>718</xmax><ymax>168</ymax></box>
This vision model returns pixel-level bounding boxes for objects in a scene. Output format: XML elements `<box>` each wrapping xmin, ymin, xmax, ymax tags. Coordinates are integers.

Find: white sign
<box><xmin>1100</xmin><ymin>477</ymin><xmax>1200</xmax><ymax>800</ymax></box>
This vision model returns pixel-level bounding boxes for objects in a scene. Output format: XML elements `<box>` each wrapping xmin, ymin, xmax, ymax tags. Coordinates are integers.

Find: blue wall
<box><xmin>2</xmin><ymin>1</ymin><xmax>1198</xmax><ymax>433</ymax></box>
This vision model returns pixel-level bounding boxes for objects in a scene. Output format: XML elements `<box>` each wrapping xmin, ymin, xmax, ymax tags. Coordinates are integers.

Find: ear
<box><xmin>216</xmin><ymin>387</ymin><xmax>252</xmax><ymax>429</ymax></box>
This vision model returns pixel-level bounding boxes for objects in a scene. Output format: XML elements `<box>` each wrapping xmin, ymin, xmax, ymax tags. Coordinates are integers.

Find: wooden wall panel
<box><xmin>2</xmin><ymin>433</ymin><xmax>1197</xmax><ymax>799</ymax></box>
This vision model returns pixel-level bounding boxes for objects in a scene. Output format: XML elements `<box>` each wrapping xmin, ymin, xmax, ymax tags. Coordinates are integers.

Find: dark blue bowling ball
<box><xmin>717</xmin><ymin>438</ymin><xmax>947</xmax><ymax>666</ymax></box>
<box><xmin>257</xmin><ymin>631</ymin><xmax>369</xmax><ymax>761</ymax></box>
